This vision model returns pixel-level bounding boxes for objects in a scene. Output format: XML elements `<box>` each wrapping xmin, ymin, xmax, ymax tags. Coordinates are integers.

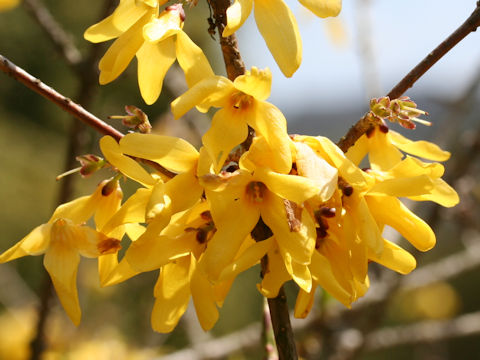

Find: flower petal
<box><xmin>368</xmin><ymin>239</ymin><xmax>416</xmax><ymax>275</ymax></box>
<box><xmin>258</xmin><ymin>245</ymin><xmax>291</xmax><ymax>297</ymax></box>
<box><xmin>120</xmin><ymin>133</ymin><xmax>199</xmax><ymax>173</ymax></box>
<box><xmin>223</xmin><ymin>0</ymin><xmax>253</xmax><ymax>37</ymax></box>
<box><xmin>294</xmin><ymin>285</ymin><xmax>316</xmax><ymax>318</ymax></box>
<box><xmin>0</xmin><ymin>224</ymin><xmax>51</xmax><ymax>263</ymax></box>
<box><xmin>84</xmin><ymin>0</ymin><xmax>149</xmax><ymax>43</ymax></box>
<box><xmin>151</xmin><ymin>256</ymin><xmax>192</xmax><ymax>333</ymax></box>
<box><xmin>368</xmin><ymin>130</ymin><xmax>403</xmax><ymax>171</ymax></box>
<box><xmin>176</xmin><ymin>31</ymin><xmax>214</xmax><ymax>87</ymax></box>
<box><xmin>248</xmin><ymin>101</ymin><xmax>292</xmax><ymax>173</ymax></box>
<box><xmin>388</xmin><ymin>130</ymin><xmax>451</xmax><ymax>162</ymax></box>
<box><xmin>254</xmin><ymin>0</ymin><xmax>302</xmax><ymax>77</ymax></box>
<box><xmin>44</xmin><ymin>241</ymin><xmax>81</xmax><ymax>325</ymax></box>
<box><xmin>98</xmin><ymin>12</ymin><xmax>150</xmax><ymax>84</ymax></box>
<box><xmin>191</xmin><ymin>263</ymin><xmax>219</xmax><ymax>331</ymax></box>
<box><xmin>409</xmin><ymin>178</ymin><xmax>459</xmax><ymax>207</ymax></box>
<box><xmin>366</xmin><ymin>195</ymin><xmax>435</xmax><ymax>251</ymax></box>
<box><xmin>171</xmin><ymin>76</ymin><xmax>234</xmax><ymax>118</ymax></box>
<box><xmin>100</xmin><ymin>136</ymin><xmax>156</xmax><ymax>186</ymax></box>
<box><xmin>99</xmin><ymin>254</ymin><xmax>140</xmax><ymax>287</ymax></box>
<box><xmin>298</xmin><ymin>0</ymin><xmax>342</xmax><ymax>18</ymax></box>
<box><xmin>203</xmin><ymin>107</ymin><xmax>249</xmax><ymax>173</ymax></box>
<box><xmin>233</xmin><ymin>67</ymin><xmax>272</xmax><ymax>101</ymax></box>
<box><xmin>137</xmin><ymin>38</ymin><xmax>176</xmax><ymax>105</ymax></box>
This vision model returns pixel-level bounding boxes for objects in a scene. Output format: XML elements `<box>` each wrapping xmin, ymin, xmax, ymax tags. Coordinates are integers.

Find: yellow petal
<box><xmin>253</xmin><ymin>0</ymin><xmax>302</xmax><ymax>77</ymax></box>
<box><xmin>298</xmin><ymin>0</ymin><xmax>342</xmax><ymax>18</ymax></box>
<box><xmin>368</xmin><ymin>175</ymin><xmax>434</xmax><ymax>198</ymax></box>
<box><xmin>49</xmin><ymin>195</ymin><xmax>93</xmax><ymax>224</ymax></box>
<box><xmin>295</xmin><ymin>141</ymin><xmax>338</xmax><ymax>201</ymax></box>
<box><xmin>102</xmin><ymin>188</ymin><xmax>151</xmax><ymax>235</ymax></box>
<box><xmin>261</xmin><ymin>195</ymin><xmax>316</xmax><ymax>265</ymax></box>
<box><xmin>191</xmin><ymin>263</ymin><xmax>219</xmax><ymax>331</ymax></box>
<box><xmin>248</xmin><ymin>101</ymin><xmax>292</xmax><ymax>173</ymax></box>
<box><xmin>256</xmin><ymin>168</ymin><xmax>319</xmax><ymax>204</ymax></box>
<box><xmin>309</xmin><ymin>251</ymin><xmax>352</xmax><ymax>307</ymax></box>
<box><xmin>43</xmin><ymin>241</ymin><xmax>81</xmax><ymax>325</ymax></box>
<box><xmin>203</xmin><ymin>107</ymin><xmax>249</xmax><ymax>173</ymax></box>
<box><xmin>349</xmin><ymin>197</ymin><xmax>383</xmax><ymax>255</ymax></box>
<box><xmin>137</xmin><ymin>38</ymin><xmax>176</xmax><ymax>105</ymax></box>
<box><xmin>409</xmin><ymin>178</ymin><xmax>459</xmax><ymax>207</ymax></box>
<box><xmin>142</xmin><ymin>13</ymin><xmax>181</xmax><ymax>43</ymax></box>
<box><xmin>345</xmin><ymin>134</ymin><xmax>368</xmax><ymax>165</ymax></box>
<box><xmin>0</xmin><ymin>224</ymin><xmax>51</xmax><ymax>263</ymax></box>
<box><xmin>388</xmin><ymin>130</ymin><xmax>451</xmax><ymax>162</ymax></box>
<box><xmin>294</xmin><ymin>285</ymin><xmax>316</xmax><ymax>318</ymax></box>
<box><xmin>368</xmin><ymin>130</ymin><xmax>403</xmax><ymax>171</ymax></box>
<box><xmin>120</xmin><ymin>133</ymin><xmax>199</xmax><ymax>173</ymax></box>
<box><xmin>222</xmin><ymin>0</ymin><xmax>253</xmax><ymax>37</ymax></box>
<box><xmin>368</xmin><ymin>239</ymin><xmax>416</xmax><ymax>275</ymax></box>
<box><xmin>98</xmin><ymin>12</ymin><xmax>150</xmax><ymax>84</ymax></box>
<box><xmin>99</xmin><ymin>254</ymin><xmax>140</xmax><ymax>287</ymax></box>
<box><xmin>219</xmin><ymin>237</ymin><xmax>274</xmax><ymax>281</ymax></box>
<box><xmin>283</xmin><ymin>253</ymin><xmax>312</xmax><ymax>292</ymax></box>
<box><xmin>100</xmin><ymin>136</ymin><xmax>156</xmax><ymax>186</ymax></box>
<box><xmin>258</xmin><ymin>245</ymin><xmax>291</xmax><ymax>297</ymax></box>
<box><xmin>233</xmin><ymin>67</ymin><xmax>272</xmax><ymax>101</ymax></box>
<box><xmin>94</xmin><ymin>182</ymin><xmax>123</xmax><ymax>231</ymax></box>
<box><xmin>151</xmin><ymin>256</ymin><xmax>192</xmax><ymax>333</ymax></box>
<box><xmin>366</xmin><ymin>195</ymin><xmax>435</xmax><ymax>251</ymax></box>
<box><xmin>176</xmin><ymin>31</ymin><xmax>214</xmax><ymax>87</ymax></box>
<box><xmin>202</xmin><ymin>190</ymin><xmax>259</xmax><ymax>279</ymax></box>
<box><xmin>0</xmin><ymin>0</ymin><xmax>19</xmax><ymax>11</ymax></box>
<box><xmin>84</xmin><ymin>0</ymin><xmax>149</xmax><ymax>43</ymax></box>
<box><xmin>165</xmin><ymin>170</ymin><xmax>203</xmax><ymax>214</ymax></box>
<box><xmin>171</xmin><ymin>76</ymin><xmax>234</xmax><ymax>118</ymax></box>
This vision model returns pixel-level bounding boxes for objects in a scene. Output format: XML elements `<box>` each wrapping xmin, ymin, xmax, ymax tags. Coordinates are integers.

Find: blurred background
<box><xmin>1</xmin><ymin>0</ymin><xmax>480</xmax><ymax>359</ymax></box>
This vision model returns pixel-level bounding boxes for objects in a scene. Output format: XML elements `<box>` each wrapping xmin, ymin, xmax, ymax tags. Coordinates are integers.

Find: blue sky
<box><xmin>235</xmin><ymin>0</ymin><xmax>480</xmax><ymax>118</ymax></box>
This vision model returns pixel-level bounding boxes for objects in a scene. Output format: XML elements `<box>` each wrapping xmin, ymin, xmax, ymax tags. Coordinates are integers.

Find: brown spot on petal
<box><xmin>98</xmin><ymin>238</ymin><xmax>122</xmax><ymax>255</ymax></box>
<box><xmin>284</xmin><ymin>200</ymin><xmax>302</xmax><ymax>232</ymax></box>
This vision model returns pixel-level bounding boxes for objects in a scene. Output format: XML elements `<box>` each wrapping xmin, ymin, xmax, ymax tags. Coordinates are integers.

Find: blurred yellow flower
<box><xmin>0</xmin><ymin>0</ymin><xmax>18</xmax><ymax>12</ymax></box>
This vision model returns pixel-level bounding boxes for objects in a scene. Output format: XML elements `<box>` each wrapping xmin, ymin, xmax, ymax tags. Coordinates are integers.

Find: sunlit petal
<box><xmin>369</xmin><ymin>239</ymin><xmax>416</xmax><ymax>275</ymax></box>
<box><xmin>223</xmin><ymin>0</ymin><xmax>253</xmax><ymax>37</ymax></box>
<box><xmin>299</xmin><ymin>0</ymin><xmax>342</xmax><ymax>18</ymax></box>
<box><xmin>0</xmin><ymin>224</ymin><xmax>51</xmax><ymax>263</ymax></box>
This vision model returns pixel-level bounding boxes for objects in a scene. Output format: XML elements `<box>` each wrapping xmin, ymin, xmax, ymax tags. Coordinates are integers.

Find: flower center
<box><xmin>245</xmin><ymin>181</ymin><xmax>267</xmax><ymax>203</ymax></box>
<box><xmin>231</xmin><ymin>92</ymin><xmax>253</xmax><ymax>110</ymax></box>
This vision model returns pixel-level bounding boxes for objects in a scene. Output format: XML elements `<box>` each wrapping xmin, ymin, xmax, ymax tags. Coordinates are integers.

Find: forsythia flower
<box><xmin>84</xmin><ymin>2</ymin><xmax>213</xmax><ymax>104</ymax></box>
<box><xmin>223</xmin><ymin>0</ymin><xmax>342</xmax><ymax>76</ymax></box>
<box><xmin>172</xmin><ymin>67</ymin><xmax>292</xmax><ymax>173</ymax></box>
<box><xmin>0</xmin><ymin>181</ymin><xmax>123</xmax><ymax>325</ymax></box>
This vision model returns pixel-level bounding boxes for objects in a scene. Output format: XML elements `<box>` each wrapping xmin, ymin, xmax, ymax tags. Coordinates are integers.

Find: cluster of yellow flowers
<box><xmin>0</xmin><ymin>0</ymin><xmax>459</xmax><ymax>333</ymax></box>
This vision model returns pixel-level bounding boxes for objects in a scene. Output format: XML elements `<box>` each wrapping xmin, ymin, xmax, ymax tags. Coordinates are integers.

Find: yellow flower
<box><xmin>0</xmin><ymin>181</ymin><xmax>123</xmax><ymax>325</ymax></box>
<box><xmin>84</xmin><ymin>2</ymin><xmax>213</xmax><ymax>104</ymax></box>
<box><xmin>0</xmin><ymin>0</ymin><xmax>18</xmax><ymax>11</ymax></box>
<box><xmin>222</xmin><ymin>0</ymin><xmax>341</xmax><ymax>77</ymax></box>
<box><xmin>172</xmin><ymin>67</ymin><xmax>292</xmax><ymax>173</ymax></box>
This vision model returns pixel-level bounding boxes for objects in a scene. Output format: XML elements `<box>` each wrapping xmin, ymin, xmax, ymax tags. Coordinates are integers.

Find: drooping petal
<box><xmin>258</xmin><ymin>245</ymin><xmax>291</xmax><ymax>297</ymax></box>
<box><xmin>43</xmin><ymin>241</ymin><xmax>81</xmax><ymax>325</ymax></box>
<box><xmin>49</xmin><ymin>195</ymin><xmax>94</xmax><ymax>225</ymax></box>
<box><xmin>151</xmin><ymin>256</ymin><xmax>193</xmax><ymax>333</ymax></box>
<box><xmin>191</xmin><ymin>263</ymin><xmax>219</xmax><ymax>331</ymax></box>
<box><xmin>202</xmin><ymin>189</ymin><xmax>260</xmax><ymax>279</ymax></box>
<box><xmin>261</xmin><ymin>194</ymin><xmax>316</xmax><ymax>266</ymax></box>
<box><xmin>298</xmin><ymin>0</ymin><xmax>342</xmax><ymax>18</ymax></box>
<box><xmin>171</xmin><ymin>76</ymin><xmax>235</xmax><ymax>118</ymax></box>
<box><xmin>254</xmin><ymin>0</ymin><xmax>302</xmax><ymax>77</ymax></box>
<box><xmin>368</xmin><ymin>175</ymin><xmax>434</xmax><ymax>198</ymax></box>
<box><xmin>248</xmin><ymin>101</ymin><xmax>292</xmax><ymax>173</ymax></box>
<box><xmin>165</xmin><ymin>170</ymin><xmax>203</xmax><ymax>214</ymax></box>
<box><xmin>0</xmin><ymin>224</ymin><xmax>51</xmax><ymax>263</ymax></box>
<box><xmin>388</xmin><ymin>130</ymin><xmax>451</xmax><ymax>162</ymax></box>
<box><xmin>137</xmin><ymin>38</ymin><xmax>176</xmax><ymax>105</ymax></box>
<box><xmin>282</xmin><ymin>253</ymin><xmax>312</xmax><ymax>292</ymax></box>
<box><xmin>222</xmin><ymin>0</ymin><xmax>254</xmax><ymax>37</ymax></box>
<box><xmin>176</xmin><ymin>31</ymin><xmax>214</xmax><ymax>87</ymax></box>
<box><xmin>409</xmin><ymin>178</ymin><xmax>459</xmax><ymax>208</ymax></box>
<box><xmin>120</xmin><ymin>133</ymin><xmax>199</xmax><ymax>173</ymax></box>
<box><xmin>219</xmin><ymin>237</ymin><xmax>274</xmax><ymax>281</ymax></box>
<box><xmin>366</xmin><ymin>195</ymin><xmax>435</xmax><ymax>251</ymax></box>
<box><xmin>98</xmin><ymin>254</ymin><xmax>140</xmax><ymax>287</ymax></box>
<box><xmin>233</xmin><ymin>67</ymin><xmax>272</xmax><ymax>101</ymax></box>
<box><xmin>98</xmin><ymin>12</ymin><xmax>151</xmax><ymax>84</ymax></box>
<box><xmin>368</xmin><ymin>130</ymin><xmax>403</xmax><ymax>171</ymax></box>
<box><xmin>368</xmin><ymin>240</ymin><xmax>416</xmax><ymax>275</ymax></box>
<box><xmin>84</xmin><ymin>0</ymin><xmax>149</xmax><ymax>43</ymax></box>
<box><xmin>348</xmin><ymin>197</ymin><xmax>383</xmax><ymax>255</ymax></box>
<box><xmin>345</xmin><ymin>134</ymin><xmax>369</xmax><ymax>165</ymax></box>
<box><xmin>294</xmin><ymin>285</ymin><xmax>316</xmax><ymax>319</ymax></box>
<box><xmin>100</xmin><ymin>136</ymin><xmax>156</xmax><ymax>186</ymax></box>
<box><xmin>203</xmin><ymin>107</ymin><xmax>249</xmax><ymax>173</ymax></box>
<box><xmin>309</xmin><ymin>251</ymin><xmax>352</xmax><ymax>307</ymax></box>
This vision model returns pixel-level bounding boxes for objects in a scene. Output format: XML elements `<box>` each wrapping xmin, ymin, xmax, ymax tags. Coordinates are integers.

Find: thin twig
<box><xmin>22</xmin><ymin>0</ymin><xmax>82</xmax><ymax>68</ymax></box>
<box><xmin>0</xmin><ymin>54</ymin><xmax>123</xmax><ymax>141</ymax></box>
<box><xmin>337</xmin><ymin>1</ymin><xmax>480</xmax><ymax>153</ymax></box>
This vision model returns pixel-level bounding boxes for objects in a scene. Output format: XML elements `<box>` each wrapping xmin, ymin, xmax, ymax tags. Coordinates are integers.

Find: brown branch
<box><xmin>0</xmin><ymin>54</ymin><xmax>124</xmax><ymax>141</ymax></box>
<box><xmin>207</xmin><ymin>0</ymin><xmax>246</xmax><ymax>80</ymax></box>
<box><xmin>337</xmin><ymin>1</ymin><xmax>480</xmax><ymax>153</ymax></box>
<box><xmin>22</xmin><ymin>0</ymin><xmax>82</xmax><ymax>68</ymax></box>
<box><xmin>387</xmin><ymin>2</ymin><xmax>480</xmax><ymax>99</ymax></box>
